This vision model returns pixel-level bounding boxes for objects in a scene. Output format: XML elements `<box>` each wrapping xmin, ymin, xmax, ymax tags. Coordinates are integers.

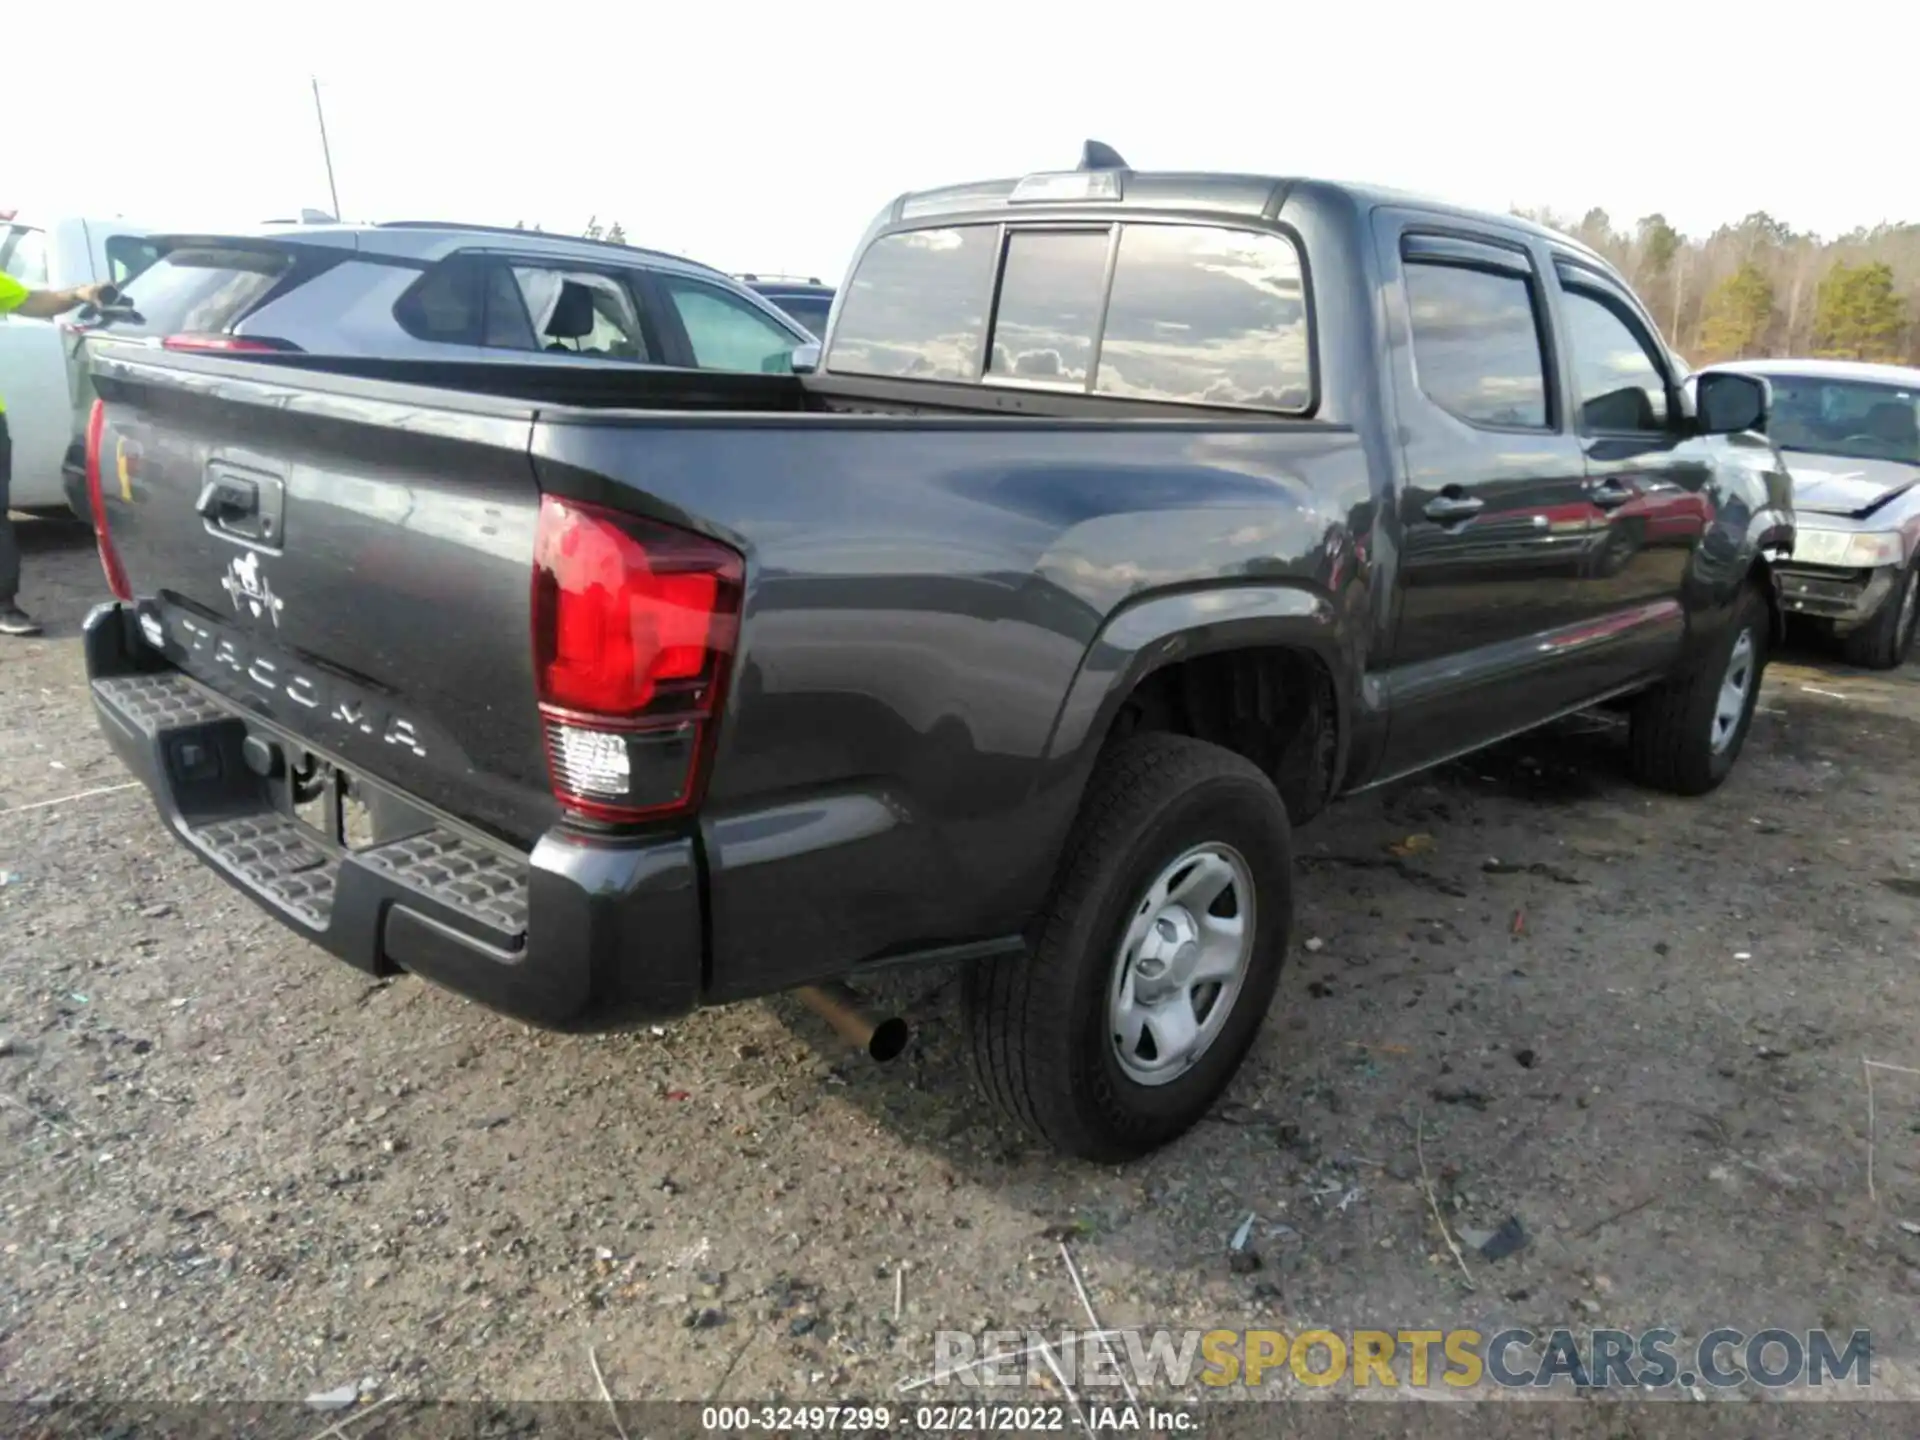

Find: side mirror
<box><xmin>1692</xmin><ymin>371</ymin><xmax>1769</xmax><ymax>436</ymax></box>
<box><xmin>789</xmin><ymin>340</ymin><xmax>821</xmax><ymax>375</ymax></box>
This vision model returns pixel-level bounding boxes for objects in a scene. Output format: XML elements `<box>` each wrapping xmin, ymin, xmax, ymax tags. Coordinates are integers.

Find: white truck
<box><xmin>1</xmin><ymin>214</ymin><xmax>170</xmax><ymax>512</ymax></box>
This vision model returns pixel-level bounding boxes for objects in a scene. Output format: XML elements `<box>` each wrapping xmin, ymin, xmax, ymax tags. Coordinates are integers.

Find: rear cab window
<box><xmin>827</xmin><ymin>227</ymin><xmax>999</xmax><ymax>381</ymax></box>
<box><xmin>827</xmin><ymin>219</ymin><xmax>1312</xmax><ymax>412</ymax></box>
<box><xmin>986</xmin><ymin>230</ymin><xmax>1108</xmax><ymax>385</ymax></box>
<box><xmin>1099</xmin><ymin>225</ymin><xmax>1309</xmax><ymax>409</ymax></box>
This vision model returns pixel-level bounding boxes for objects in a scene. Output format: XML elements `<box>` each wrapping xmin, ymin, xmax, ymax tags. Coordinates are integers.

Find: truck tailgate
<box><xmin>90</xmin><ymin>350</ymin><xmax>557</xmax><ymax>846</ymax></box>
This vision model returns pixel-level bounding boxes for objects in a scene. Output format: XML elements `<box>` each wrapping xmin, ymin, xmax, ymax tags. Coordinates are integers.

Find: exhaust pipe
<box><xmin>795</xmin><ymin>982</ymin><xmax>909</xmax><ymax>1063</ymax></box>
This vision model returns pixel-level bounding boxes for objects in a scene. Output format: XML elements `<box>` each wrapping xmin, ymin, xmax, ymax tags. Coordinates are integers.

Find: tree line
<box><xmin>1517</xmin><ymin>206</ymin><xmax>1917</xmax><ymax>368</ymax></box>
<box><xmin>510</xmin><ymin>216</ymin><xmax>628</xmax><ymax>245</ymax></box>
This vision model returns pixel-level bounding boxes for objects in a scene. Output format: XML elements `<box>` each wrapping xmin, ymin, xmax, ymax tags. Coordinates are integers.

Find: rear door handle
<box><xmin>1589</xmin><ymin>480</ymin><xmax>1634</xmax><ymax>510</ymax></box>
<box><xmin>1423</xmin><ymin>493</ymin><xmax>1485</xmax><ymax>523</ymax></box>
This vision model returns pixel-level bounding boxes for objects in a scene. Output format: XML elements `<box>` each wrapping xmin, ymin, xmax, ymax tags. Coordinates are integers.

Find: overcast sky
<box><xmin>8</xmin><ymin>0</ymin><xmax>1911</xmax><ymax>280</ymax></box>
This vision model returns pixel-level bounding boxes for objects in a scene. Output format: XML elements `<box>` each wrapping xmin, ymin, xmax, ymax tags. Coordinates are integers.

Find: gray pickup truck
<box><xmin>78</xmin><ymin>145</ymin><xmax>1794</xmax><ymax>1160</ymax></box>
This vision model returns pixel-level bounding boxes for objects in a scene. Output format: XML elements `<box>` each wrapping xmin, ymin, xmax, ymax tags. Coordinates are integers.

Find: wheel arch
<box><xmin>1040</xmin><ymin>583</ymin><xmax>1360</xmax><ymax>829</ymax></box>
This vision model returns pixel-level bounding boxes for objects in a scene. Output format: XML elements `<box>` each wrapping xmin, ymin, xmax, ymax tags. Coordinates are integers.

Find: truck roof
<box><xmin>878</xmin><ymin>142</ymin><xmax>1608</xmax><ymax>268</ymax></box>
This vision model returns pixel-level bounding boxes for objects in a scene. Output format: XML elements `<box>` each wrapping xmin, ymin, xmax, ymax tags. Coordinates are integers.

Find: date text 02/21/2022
<box><xmin>698</xmin><ymin>1404</ymin><xmax>1198</xmax><ymax>1432</ymax></box>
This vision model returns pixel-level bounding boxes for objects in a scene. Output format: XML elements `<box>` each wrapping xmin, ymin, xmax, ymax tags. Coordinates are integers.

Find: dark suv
<box><xmin>739</xmin><ymin>274</ymin><xmax>835</xmax><ymax>337</ymax></box>
<box><xmin>63</xmin><ymin>223</ymin><xmax>816</xmax><ymax>519</ymax></box>
<box><xmin>85</xmin><ymin>223</ymin><xmax>812</xmax><ymax>367</ymax></box>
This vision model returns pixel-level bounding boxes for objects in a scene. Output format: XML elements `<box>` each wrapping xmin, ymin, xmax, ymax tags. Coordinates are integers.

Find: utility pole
<box><xmin>312</xmin><ymin>76</ymin><xmax>341</xmax><ymax>220</ymax></box>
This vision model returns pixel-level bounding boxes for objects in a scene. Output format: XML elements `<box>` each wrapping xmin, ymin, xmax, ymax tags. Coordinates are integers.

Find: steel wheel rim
<box><xmin>1711</xmin><ymin>628</ymin><xmax>1756</xmax><ymax>754</ymax></box>
<box><xmin>1107</xmin><ymin>842</ymin><xmax>1256</xmax><ymax>1088</ymax></box>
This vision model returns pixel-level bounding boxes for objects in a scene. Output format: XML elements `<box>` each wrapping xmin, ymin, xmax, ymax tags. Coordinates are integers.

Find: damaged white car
<box><xmin>1701</xmin><ymin>359</ymin><xmax>1920</xmax><ymax>669</ymax></box>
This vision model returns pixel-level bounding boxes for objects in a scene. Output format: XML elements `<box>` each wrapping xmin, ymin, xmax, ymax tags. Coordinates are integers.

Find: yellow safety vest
<box><xmin>0</xmin><ymin>270</ymin><xmax>28</xmax><ymax>412</ymax></box>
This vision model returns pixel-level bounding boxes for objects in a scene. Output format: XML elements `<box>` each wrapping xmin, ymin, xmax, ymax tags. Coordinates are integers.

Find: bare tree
<box><xmin>1511</xmin><ymin>201</ymin><xmax>1918</xmax><ymax>362</ymax></box>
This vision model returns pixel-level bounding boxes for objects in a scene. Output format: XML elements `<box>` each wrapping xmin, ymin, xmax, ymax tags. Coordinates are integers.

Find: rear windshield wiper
<box><xmin>79</xmin><ymin>303</ymin><xmax>146</xmax><ymax>329</ymax></box>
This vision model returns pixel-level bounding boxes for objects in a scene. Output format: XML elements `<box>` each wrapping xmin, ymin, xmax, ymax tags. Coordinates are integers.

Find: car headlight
<box><xmin>1792</xmin><ymin>529</ymin><xmax>1905</xmax><ymax>568</ymax></box>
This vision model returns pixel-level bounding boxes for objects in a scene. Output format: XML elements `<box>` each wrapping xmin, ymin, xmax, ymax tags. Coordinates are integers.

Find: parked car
<box><xmin>1697</xmin><ymin>358</ymin><xmax>1920</xmax><ymax>668</ymax></box>
<box><xmin>61</xmin><ymin>223</ymin><xmax>816</xmax><ymax>520</ymax></box>
<box><xmin>0</xmin><ymin>214</ymin><xmax>169</xmax><ymax>511</ymax></box>
<box><xmin>77</xmin><ymin>144</ymin><xmax>1792</xmax><ymax>1161</ymax></box>
<box><xmin>739</xmin><ymin>274</ymin><xmax>834</xmax><ymax>337</ymax></box>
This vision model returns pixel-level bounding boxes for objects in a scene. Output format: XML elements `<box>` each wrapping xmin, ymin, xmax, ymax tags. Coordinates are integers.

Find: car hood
<box><xmin>1783</xmin><ymin>453</ymin><xmax>1920</xmax><ymax>520</ymax></box>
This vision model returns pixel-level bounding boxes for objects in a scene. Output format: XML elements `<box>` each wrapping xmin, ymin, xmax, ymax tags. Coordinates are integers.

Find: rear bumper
<box><xmin>82</xmin><ymin>601</ymin><xmax>703</xmax><ymax>1031</ymax></box>
<box><xmin>1776</xmin><ymin>564</ymin><xmax>1897</xmax><ymax>629</ymax></box>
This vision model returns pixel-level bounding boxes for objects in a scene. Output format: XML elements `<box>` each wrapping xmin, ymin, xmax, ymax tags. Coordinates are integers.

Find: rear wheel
<box><xmin>963</xmin><ymin>733</ymin><xmax>1293</xmax><ymax>1161</ymax></box>
<box><xmin>1627</xmin><ymin>581</ymin><xmax>1770</xmax><ymax>796</ymax></box>
<box><xmin>1840</xmin><ymin>562</ymin><xmax>1919</xmax><ymax>670</ymax></box>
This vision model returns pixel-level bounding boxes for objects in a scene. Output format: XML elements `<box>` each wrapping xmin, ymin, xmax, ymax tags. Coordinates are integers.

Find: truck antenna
<box><xmin>1078</xmin><ymin>140</ymin><xmax>1129</xmax><ymax>172</ymax></box>
<box><xmin>312</xmin><ymin>76</ymin><xmax>342</xmax><ymax>221</ymax></box>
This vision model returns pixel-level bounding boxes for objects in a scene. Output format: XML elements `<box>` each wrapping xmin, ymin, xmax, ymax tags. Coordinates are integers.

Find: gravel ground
<box><xmin>4</xmin><ymin>519</ymin><xmax>1920</xmax><ymax>1410</ymax></box>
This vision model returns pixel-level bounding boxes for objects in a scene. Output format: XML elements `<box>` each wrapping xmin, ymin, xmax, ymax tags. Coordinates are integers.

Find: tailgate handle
<box><xmin>196</xmin><ymin>476</ymin><xmax>259</xmax><ymax>521</ymax></box>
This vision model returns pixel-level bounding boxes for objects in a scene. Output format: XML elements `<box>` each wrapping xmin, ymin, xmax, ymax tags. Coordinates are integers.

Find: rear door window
<box><xmin>986</xmin><ymin>230</ymin><xmax>1109</xmax><ymax>386</ymax></box>
<box><xmin>826</xmin><ymin>225</ymin><xmax>999</xmax><ymax>380</ymax></box>
<box><xmin>115</xmin><ymin>246</ymin><xmax>293</xmax><ymax>336</ymax></box>
<box><xmin>659</xmin><ymin>277</ymin><xmax>802</xmax><ymax>373</ymax></box>
<box><xmin>1403</xmin><ymin>258</ymin><xmax>1549</xmax><ymax>428</ymax></box>
<box><xmin>511</xmin><ymin>266</ymin><xmax>651</xmax><ymax>361</ymax></box>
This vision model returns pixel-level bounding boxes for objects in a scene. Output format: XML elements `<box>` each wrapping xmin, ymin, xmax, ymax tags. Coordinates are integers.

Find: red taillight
<box><xmin>84</xmin><ymin>399</ymin><xmax>132</xmax><ymax>601</ymax></box>
<box><xmin>160</xmin><ymin>334</ymin><xmax>299</xmax><ymax>353</ymax></box>
<box><xmin>531</xmin><ymin>495</ymin><xmax>743</xmax><ymax>823</ymax></box>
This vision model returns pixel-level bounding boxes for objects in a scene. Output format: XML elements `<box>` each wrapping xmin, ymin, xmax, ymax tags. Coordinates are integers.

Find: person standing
<box><xmin>0</xmin><ymin>269</ymin><xmax>110</xmax><ymax>635</ymax></box>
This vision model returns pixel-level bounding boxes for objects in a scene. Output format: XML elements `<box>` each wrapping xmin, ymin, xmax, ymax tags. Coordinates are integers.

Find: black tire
<box><xmin>1594</xmin><ymin>518</ymin><xmax>1645</xmax><ymax>579</ymax></box>
<box><xmin>1840</xmin><ymin>563</ymin><xmax>1919</xmax><ymax>670</ymax></box>
<box><xmin>962</xmin><ymin>733</ymin><xmax>1293</xmax><ymax>1161</ymax></box>
<box><xmin>1627</xmin><ymin>581</ymin><xmax>1770</xmax><ymax>796</ymax></box>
